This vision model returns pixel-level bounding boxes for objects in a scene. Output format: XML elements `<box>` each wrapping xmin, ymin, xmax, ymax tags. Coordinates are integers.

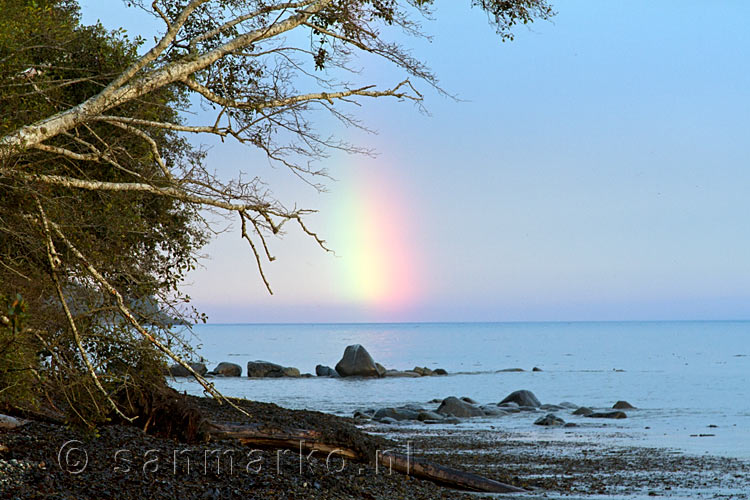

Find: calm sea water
<box><xmin>171</xmin><ymin>321</ymin><xmax>750</xmax><ymax>459</ymax></box>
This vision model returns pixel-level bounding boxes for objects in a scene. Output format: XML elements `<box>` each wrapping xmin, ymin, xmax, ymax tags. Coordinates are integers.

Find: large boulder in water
<box><xmin>335</xmin><ymin>344</ymin><xmax>382</xmax><ymax>377</ymax></box>
<box><xmin>247</xmin><ymin>360</ymin><xmax>284</xmax><ymax>377</ymax></box>
<box><xmin>168</xmin><ymin>362</ymin><xmax>207</xmax><ymax>377</ymax></box>
<box><xmin>247</xmin><ymin>360</ymin><xmax>300</xmax><ymax>378</ymax></box>
<box><xmin>437</xmin><ymin>397</ymin><xmax>485</xmax><ymax>418</ymax></box>
<box><xmin>499</xmin><ymin>390</ymin><xmax>541</xmax><ymax>408</ymax></box>
<box><xmin>210</xmin><ymin>362</ymin><xmax>241</xmax><ymax>377</ymax></box>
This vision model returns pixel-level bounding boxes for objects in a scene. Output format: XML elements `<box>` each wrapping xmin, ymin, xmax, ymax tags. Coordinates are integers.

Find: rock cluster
<box><xmin>355</xmin><ymin>390</ymin><xmax>637</xmax><ymax>428</ymax></box>
<box><xmin>166</xmin><ymin>344</ymin><xmax>449</xmax><ymax>380</ymax></box>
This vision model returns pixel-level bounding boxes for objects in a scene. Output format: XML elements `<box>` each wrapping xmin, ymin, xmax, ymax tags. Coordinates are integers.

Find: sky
<box><xmin>80</xmin><ymin>1</ymin><xmax>750</xmax><ymax>323</ymax></box>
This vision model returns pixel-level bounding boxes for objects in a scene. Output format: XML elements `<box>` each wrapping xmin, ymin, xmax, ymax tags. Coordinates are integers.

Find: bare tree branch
<box><xmin>35</xmin><ymin>197</ymin><xmax>135</xmax><ymax>423</ymax></box>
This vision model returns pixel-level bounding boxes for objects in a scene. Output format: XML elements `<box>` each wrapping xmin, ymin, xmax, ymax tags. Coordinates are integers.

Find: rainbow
<box><xmin>332</xmin><ymin>162</ymin><xmax>421</xmax><ymax>311</ymax></box>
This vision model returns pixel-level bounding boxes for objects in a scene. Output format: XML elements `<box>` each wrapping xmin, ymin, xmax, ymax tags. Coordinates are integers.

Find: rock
<box><xmin>384</xmin><ymin>370</ymin><xmax>421</xmax><ymax>378</ymax></box>
<box><xmin>375</xmin><ymin>363</ymin><xmax>387</xmax><ymax>377</ymax></box>
<box><xmin>315</xmin><ymin>365</ymin><xmax>338</xmax><ymax>377</ymax></box>
<box><xmin>532</xmin><ymin>366</ymin><xmax>543</xmax><ymax>372</ymax></box>
<box><xmin>0</xmin><ymin>414</ymin><xmax>28</xmax><ymax>430</ymax></box>
<box><xmin>247</xmin><ymin>361</ymin><xmax>300</xmax><ymax>378</ymax></box>
<box><xmin>519</xmin><ymin>406</ymin><xmax>541</xmax><ymax>412</ymax></box>
<box><xmin>534</xmin><ymin>413</ymin><xmax>566</xmax><ymax>426</ymax></box>
<box><xmin>499</xmin><ymin>390</ymin><xmax>541</xmax><ymax>408</ymax></box>
<box><xmin>413</xmin><ymin>366</ymin><xmax>425</xmax><ymax>376</ymax></box>
<box><xmin>586</xmin><ymin>411</ymin><xmax>627</xmax><ymax>419</ymax></box>
<box><xmin>421</xmin><ymin>367</ymin><xmax>434</xmax><ymax>376</ymax></box>
<box><xmin>374</xmin><ymin>407</ymin><xmax>420</xmax><ymax>421</ymax></box>
<box><xmin>564</xmin><ymin>422</ymin><xmax>578</xmax><ymax>428</ymax></box>
<box><xmin>247</xmin><ymin>360</ymin><xmax>283</xmax><ymax>377</ymax></box>
<box><xmin>613</xmin><ymin>400</ymin><xmax>636</xmax><ymax>409</ymax></box>
<box><xmin>540</xmin><ymin>404</ymin><xmax>565</xmax><ymax>411</ymax></box>
<box><xmin>480</xmin><ymin>405</ymin><xmax>508</xmax><ymax>417</ymax></box>
<box><xmin>496</xmin><ymin>368</ymin><xmax>525</xmax><ymax>372</ymax></box>
<box><xmin>417</xmin><ymin>410</ymin><xmax>444</xmax><ymax>422</ymax></box>
<box><xmin>210</xmin><ymin>362</ymin><xmax>241</xmax><ymax>377</ymax></box>
<box><xmin>559</xmin><ymin>401</ymin><xmax>579</xmax><ymax>409</ymax></box>
<box><xmin>401</xmin><ymin>403</ymin><xmax>425</xmax><ymax>411</ymax></box>
<box><xmin>433</xmin><ymin>368</ymin><xmax>448</xmax><ymax>375</ymax></box>
<box><xmin>437</xmin><ymin>397</ymin><xmax>485</xmax><ymax>418</ymax></box>
<box><xmin>497</xmin><ymin>402</ymin><xmax>520</xmax><ymax>413</ymax></box>
<box><xmin>428</xmin><ymin>398</ymin><xmax>443</xmax><ymax>404</ymax></box>
<box><xmin>335</xmin><ymin>344</ymin><xmax>382</xmax><ymax>377</ymax></box>
<box><xmin>572</xmin><ymin>406</ymin><xmax>593</xmax><ymax>416</ymax></box>
<box><xmin>168</xmin><ymin>362</ymin><xmax>208</xmax><ymax>377</ymax></box>
<box><xmin>460</xmin><ymin>396</ymin><xmax>479</xmax><ymax>404</ymax></box>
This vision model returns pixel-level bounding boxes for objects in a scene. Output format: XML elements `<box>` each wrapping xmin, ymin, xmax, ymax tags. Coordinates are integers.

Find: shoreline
<box><xmin>2</xmin><ymin>395</ymin><xmax>749</xmax><ymax>499</ymax></box>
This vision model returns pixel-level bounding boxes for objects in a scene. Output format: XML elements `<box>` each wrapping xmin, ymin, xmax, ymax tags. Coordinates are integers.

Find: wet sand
<box><xmin>372</xmin><ymin>424</ymin><xmax>750</xmax><ymax>498</ymax></box>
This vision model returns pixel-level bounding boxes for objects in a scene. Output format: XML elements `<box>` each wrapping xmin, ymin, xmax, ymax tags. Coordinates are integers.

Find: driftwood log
<box><xmin>211</xmin><ymin>424</ymin><xmax>525</xmax><ymax>494</ymax></box>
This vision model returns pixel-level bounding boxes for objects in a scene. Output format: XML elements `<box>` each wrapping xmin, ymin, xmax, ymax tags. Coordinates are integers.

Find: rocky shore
<box><xmin>0</xmin><ymin>397</ymin><xmax>487</xmax><ymax>500</ymax></box>
<box><xmin>3</xmin><ymin>393</ymin><xmax>748</xmax><ymax>499</ymax></box>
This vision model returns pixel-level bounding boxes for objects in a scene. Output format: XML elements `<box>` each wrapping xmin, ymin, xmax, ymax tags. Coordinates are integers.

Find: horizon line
<box><xmin>193</xmin><ymin>318</ymin><xmax>750</xmax><ymax>326</ymax></box>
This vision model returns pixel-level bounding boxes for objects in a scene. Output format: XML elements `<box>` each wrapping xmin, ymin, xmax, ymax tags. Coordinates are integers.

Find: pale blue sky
<box><xmin>81</xmin><ymin>1</ymin><xmax>750</xmax><ymax>322</ymax></box>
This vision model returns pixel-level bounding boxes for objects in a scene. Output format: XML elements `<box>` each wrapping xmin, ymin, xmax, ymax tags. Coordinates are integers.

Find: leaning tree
<box><xmin>0</xmin><ymin>0</ymin><xmax>553</xmax><ymax>426</ymax></box>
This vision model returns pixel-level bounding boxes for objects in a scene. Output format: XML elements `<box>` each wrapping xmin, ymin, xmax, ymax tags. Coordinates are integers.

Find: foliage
<box><xmin>0</xmin><ymin>293</ymin><xmax>39</xmax><ymax>412</ymax></box>
<box><xmin>0</xmin><ymin>0</ymin><xmax>207</xmax><ymax>426</ymax></box>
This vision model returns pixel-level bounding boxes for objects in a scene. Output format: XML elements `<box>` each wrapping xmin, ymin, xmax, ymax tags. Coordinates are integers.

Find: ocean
<box><xmin>170</xmin><ymin>321</ymin><xmax>750</xmax><ymax>460</ymax></box>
